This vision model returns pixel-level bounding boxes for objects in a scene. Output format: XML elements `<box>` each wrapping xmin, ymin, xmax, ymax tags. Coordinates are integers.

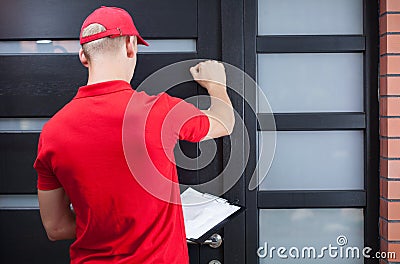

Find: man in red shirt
<box><xmin>34</xmin><ymin>6</ymin><xmax>234</xmax><ymax>264</ymax></box>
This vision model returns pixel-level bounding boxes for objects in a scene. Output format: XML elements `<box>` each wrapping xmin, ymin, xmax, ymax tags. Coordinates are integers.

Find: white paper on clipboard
<box><xmin>180</xmin><ymin>187</ymin><xmax>241</xmax><ymax>240</ymax></box>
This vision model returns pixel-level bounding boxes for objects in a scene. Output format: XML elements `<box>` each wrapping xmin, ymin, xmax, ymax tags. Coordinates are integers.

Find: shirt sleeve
<box><xmin>161</xmin><ymin>93</ymin><xmax>210</xmax><ymax>142</ymax></box>
<box><xmin>33</xmin><ymin>133</ymin><xmax>62</xmax><ymax>191</ymax></box>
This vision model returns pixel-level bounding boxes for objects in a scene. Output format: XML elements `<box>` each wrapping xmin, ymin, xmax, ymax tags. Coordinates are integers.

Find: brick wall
<box><xmin>380</xmin><ymin>0</ymin><xmax>400</xmax><ymax>263</ymax></box>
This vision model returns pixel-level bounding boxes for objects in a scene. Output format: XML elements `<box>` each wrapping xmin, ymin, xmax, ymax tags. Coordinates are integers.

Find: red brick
<box><xmin>381</xmin><ymin>35</ymin><xmax>388</xmax><ymax>55</ymax></box>
<box><xmin>381</xmin><ymin>198</ymin><xmax>389</xmax><ymax>219</ymax></box>
<box><xmin>380</xmin><ymin>14</ymin><xmax>400</xmax><ymax>34</ymax></box>
<box><xmin>382</xmin><ymin>159</ymin><xmax>389</xmax><ymax>178</ymax></box>
<box><xmin>388</xmin><ymin>201</ymin><xmax>400</xmax><ymax>220</ymax></box>
<box><xmin>388</xmin><ymin>222</ymin><xmax>400</xmax><ymax>241</ymax></box>
<box><xmin>380</xmin><ymin>97</ymin><xmax>400</xmax><ymax>116</ymax></box>
<box><xmin>381</xmin><ymin>0</ymin><xmax>400</xmax><ymax>14</ymax></box>
<box><xmin>381</xmin><ymin>139</ymin><xmax>400</xmax><ymax>157</ymax></box>
<box><xmin>380</xmin><ymin>218</ymin><xmax>400</xmax><ymax>241</ymax></box>
<box><xmin>388</xmin><ymin>181</ymin><xmax>400</xmax><ymax>199</ymax></box>
<box><xmin>380</xmin><ymin>76</ymin><xmax>400</xmax><ymax>96</ymax></box>
<box><xmin>381</xmin><ymin>217</ymin><xmax>388</xmax><ymax>239</ymax></box>
<box><xmin>381</xmin><ymin>35</ymin><xmax>400</xmax><ymax>55</ymax></box>
<box><xmin>381</xmin><ymin>198</ymin><xmax>400</xmax><ymax>220</ymax></box>
<box><xmin>381</xmin><ymin>97</ymin><xmax>388</xmax><ymax>116</ymax></box>
<box><xmin>381</xmin><ymin>239</ymin><xmax>400</xmax><ymax>261</ymax></box>
<box><xmin>380</xmin><ymin>56</ymin><xmax>400</xmax><ymax>75</ymax></box>
<box><xmin>381</xmin><ymin>178</ymin><xmax>400</xmax><ymax>199</ymax></box>
<box><xmin>381</xmin><ymin>0</ymin><xmax>387</xmax><ymax>14</ymax></box>
<box><xmin>388</xmin><ymin>160</ymin><xmax>400</xmax><ymax>178</ymax></box>
<box><xmin>381</xmin><ymin>159</ymin><xmax>400</xmax><ymax>179</ymax></box>
<box><xmin>380</xmin><ymin>118</ymin><xmax>400</xmax><ymax>138</ymax></box>
<box><xmin>386</xmin><ymin>97</ymin><xmax>400</xmax><ymax>116</ymax></box>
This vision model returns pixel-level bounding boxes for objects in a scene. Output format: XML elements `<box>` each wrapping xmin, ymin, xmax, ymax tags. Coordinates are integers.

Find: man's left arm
<box><xmin>38</xmin><ymin>187</ymin><xmax>76</xmax><ymax>241</ymax></box>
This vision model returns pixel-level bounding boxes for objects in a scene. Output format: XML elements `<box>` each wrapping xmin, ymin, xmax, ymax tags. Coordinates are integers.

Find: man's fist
<box><xmin>190</xmin><ymin>60</ymin><xmax>226</xmax><ymax>91</ymax></box>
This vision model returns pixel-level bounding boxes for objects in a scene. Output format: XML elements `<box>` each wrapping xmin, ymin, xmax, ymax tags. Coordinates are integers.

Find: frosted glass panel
<box><xmin>0</xmin><ymin>40</ymin><xmax>80</xmax><ymax>54</ymax></box>
<box><xmin>0</xmin><ymin>118</ymin><xmax>48</xmax><ymax>133</ymax></box>
<box><xmin>139</xmin><ymin>39</ymin><xmax>196</xmax><ymax>53</ymax></box>
<box><xmin>0</xmin><ymin>195</ymin><xmax>38</xmax><ymax>210</ymax></box>
<box><xmin>258</xmin><ymin>0</ymin><xmax>363</xmax><ymax>35</ymax></box>
<box><xmin>259</xmin><ymin>131</ymin><xmax>364</xmax><ymax>190</ymax></box>
<box><xmin>257</xmin><ymin>53</ymin><xmax>363</xmax><ymax>113</ymax></box>
<box><xmin>259</xmin><ymin>209</ymin><xmax>364</xmax><ymax>263</ymax></box>
<box><xmin>0</xmin><ymin>39</ymin><xmax>196</xmax><ymax>54</ymax></box>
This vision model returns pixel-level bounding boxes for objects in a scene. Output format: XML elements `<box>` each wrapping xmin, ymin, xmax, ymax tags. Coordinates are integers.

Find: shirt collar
<box><xmin>74</xmin><ymin>80</ymin><xmax>133</xmax><ymax>99</ymax></box>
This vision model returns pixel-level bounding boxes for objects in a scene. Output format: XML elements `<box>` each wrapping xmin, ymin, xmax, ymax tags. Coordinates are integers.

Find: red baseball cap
<box><xmin>80</xmin><ymin>6</ymin><xmax>149</xmax><ymax>46</ymax></box>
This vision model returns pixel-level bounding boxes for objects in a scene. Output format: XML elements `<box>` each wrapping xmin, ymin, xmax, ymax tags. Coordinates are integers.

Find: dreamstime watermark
<box><xmin>257</xmin><ymin>235</ymin><xmax>397</xmax><ymax>260</ymax></box>
<box><xmin>122</xmin><ymin>59</ymin><xmax>277</xmax><ymax>204</ymax></box>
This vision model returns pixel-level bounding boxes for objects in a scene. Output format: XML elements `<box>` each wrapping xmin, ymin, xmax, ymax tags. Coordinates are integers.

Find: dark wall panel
<box><xmin>0</xmin><ymin>133</ymin><xmax>39</xmax><ymax>194</ymax></box>
<box><xmin>0</xmin><ymin>210</ymin><xmax>72</xmax><ymax>264</ymax></box>
<box><xmin>176</xmin><ymin>141</ymin><xmax>199</xmax><ymax>185</ymax></box>
<box><xmin>0</xmin><ymin>55</ymin><xmax>84</xmax><ymax>97</ymax></box>
<box><xmin>197</xmin><ymin>139</ymin><xmax>223</xmax><ymax>185</ymax></box>
<box><xmin>133</xmin><ymin>53</ymin><xmax>198</xmax><ymax>93</ymax></box>
<box><xmin>0</xmin><ymin>0</ymin><xmax>197</xmax><ymax>39</ymax></box>
<box><xmin>0</xmin><ymin>55</ymin><xmax>84</xmax><ymax>117</ymax></box>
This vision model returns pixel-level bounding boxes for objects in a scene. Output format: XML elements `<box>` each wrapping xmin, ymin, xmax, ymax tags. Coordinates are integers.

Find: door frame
<box><xmin>242</xmin><ymin>0</ymin><xmax>380</xmax><ymax>263</ymax></box>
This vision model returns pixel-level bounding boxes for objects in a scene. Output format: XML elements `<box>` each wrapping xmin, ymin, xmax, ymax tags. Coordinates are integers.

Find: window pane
<box><xmin>259</xmin><ymin>209</ymin><xmax>364</xmax><ymax>263</ymax></box>
<box><xmin>259</xmin><ymin>131</ymin><xmax>364</xmax><ymax>190</ymax></box>
<box><xmin>257</xmin><ymin>53</ymin><xmax>363</xmax><ymax>113</ymax></box>
<box><xmin>0</xmin><ymin>195</ymin><xmax>38</xmax><ymax>210</ymax></box>
<box><xmin>258</xmin><ymin>0</ymin><xmax>363</xmax><ymax>35</ymax></box>
<box><xmin>0</xmin><ymin>39</ymin><xmax>196</xmax><ymax>54</ymax></box>
<box><xmin>139</xmin><ymin>39</ymin><xmax>196</xmax><ymax>53</ymax></box>
<box><xmin>0</xmin><ymin>40</ymin><xmax>80</xmax><ymax>54</ymax></box>
<box><xmin>0</xmin><ymin>118</ymin><xmax>48</xmax><ymax>133</ymax></box>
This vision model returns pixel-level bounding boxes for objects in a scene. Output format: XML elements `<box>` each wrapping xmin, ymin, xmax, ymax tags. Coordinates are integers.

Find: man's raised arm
<box><xmin>190</xmin><ymin>60</ymin><xmax>235</xmax><ymax>140</ymax></box>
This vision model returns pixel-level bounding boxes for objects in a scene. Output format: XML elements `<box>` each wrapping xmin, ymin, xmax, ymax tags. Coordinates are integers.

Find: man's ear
<box><xmin>79</xmin><ymin>48</ymin><xmax>89</xmax><ymax>68</ymax></box>
<box><xmin>126</xmin><ymin>36</ymin><xmax>137</xmax><ymax>58</ymax></box>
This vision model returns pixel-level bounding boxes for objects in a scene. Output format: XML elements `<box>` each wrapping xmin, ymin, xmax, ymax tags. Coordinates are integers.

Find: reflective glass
<box><xmin>259</xmin><ymin>131</ymin><xmax>364</xmax><ymax>190</ymax></box>
<box><xmin>258</xmin><ymin>0</ymin><xmax>363</xmax><ymax>35</ymax></box>
<box><xmin>259</xmin><ymin>208</ymin><xmax>364</xmax><ymax>263</ymax></box>
<box><xmin>258</xmin><ymin>53</ymin><xmax>363</xmax><ymax>113</ymax></box>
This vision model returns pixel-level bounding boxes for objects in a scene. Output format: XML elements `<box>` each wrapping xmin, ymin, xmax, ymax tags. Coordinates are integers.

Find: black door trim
<box><xmin>257</xmin><ymin>35</ymin><xmax>365</xmax><ymax>53</ymax></box>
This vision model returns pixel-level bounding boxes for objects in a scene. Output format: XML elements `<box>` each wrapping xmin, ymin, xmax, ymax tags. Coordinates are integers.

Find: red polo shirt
<box><xmin>33</xmin><ymin>80</ymin><xmax>209</xmax><ymax>264</ymax></box>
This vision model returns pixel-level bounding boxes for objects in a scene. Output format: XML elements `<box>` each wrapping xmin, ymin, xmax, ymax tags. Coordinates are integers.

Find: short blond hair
<box><xmin>81</xmin><ymin>23</ymin><xmax>127</xmax><ymax>61</ymax></box>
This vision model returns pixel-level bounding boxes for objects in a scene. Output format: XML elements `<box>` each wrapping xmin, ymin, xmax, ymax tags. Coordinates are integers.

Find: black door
<box><xmin>0</xmin><ymin>1</ymin><xmax>246</xmax><ymax>263</ymax></box>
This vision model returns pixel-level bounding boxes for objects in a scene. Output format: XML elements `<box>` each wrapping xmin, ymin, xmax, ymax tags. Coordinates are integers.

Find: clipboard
<box><xmin>181</xmin><ymin>188</ymin><xmax>246</xmax><ymax>244</ymax></box>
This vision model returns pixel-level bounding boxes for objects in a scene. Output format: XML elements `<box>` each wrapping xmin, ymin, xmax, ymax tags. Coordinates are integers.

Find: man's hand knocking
<box><xmin>190</xmin><ymin>60</ymin><xmax>226</xmax><ymax>91</ymax></box>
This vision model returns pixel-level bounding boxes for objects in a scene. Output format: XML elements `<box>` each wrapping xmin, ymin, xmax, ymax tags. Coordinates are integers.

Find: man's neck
<box><xmin>86</xmin><ymin>60</ymin><xmax>132</xmax><ymax>86</ymax></box>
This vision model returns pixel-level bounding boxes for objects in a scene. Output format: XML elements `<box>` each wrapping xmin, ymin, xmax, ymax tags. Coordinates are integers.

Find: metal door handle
<box><xmin>187</xmin><ymin>233</ymin><xmax>223</xmax><ymax>248</ymax></box>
